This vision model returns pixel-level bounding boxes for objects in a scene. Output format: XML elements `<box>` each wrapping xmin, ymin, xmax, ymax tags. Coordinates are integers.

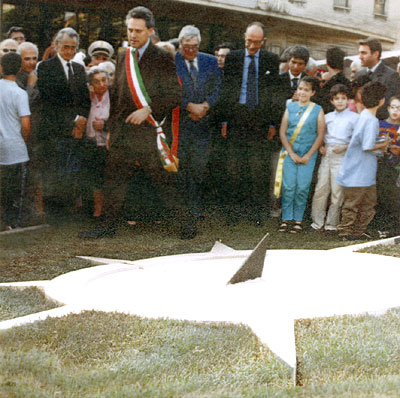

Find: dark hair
<box><xmin>288</xmin><ymin>45</ymin><xmax>310</xmax><ymax>63</ymax></box>
<box><xmin>361</xmin><ymin>81</ymin><xmax>386</xmax><ymax>108</ymax></box>
<box><xmin>329</xmin><ymin>84</ymin><xmax>351</xmax><ymax>100</ymax></box>
<box><xmin>246</xmin><ymin>21</ymin><xmax>266</xmax><ymax>37</ymax></box>
<box><xmin>126</xmin><ymin>6</ymin><xmax>155</xmax><ymax>29</ymax></box>
<box><xmin>1</xmin><ymin>52</ymin><xmax>22</xmax><ymax>75</ymax></box>
<box><xmin>299</xmin><ymin>75</ymin><xmax>319</xmax><ymax>92</ymax></box>
<box><xmin>358</xmin><ymin>37</ymin><xmax>382</xmax><ymax>59</ymax></box>
<box><xmin>215</xmin><ymin>42</ymin><xmax>235</xmax><ymax>52</ymax></box>
<box><xmin>326</xmin><ymin>47</ymin><xmax>346</xmax><ymax>70</ymax></box>
<box><xmin>7</xmin><ymin>26</ymin><xmax>24</xmax><ymax>38</ymax></box>
<box><xmin>351</xmin><ymin>74</ymin><xmax>371</xmax><ymax>98</ymax></box>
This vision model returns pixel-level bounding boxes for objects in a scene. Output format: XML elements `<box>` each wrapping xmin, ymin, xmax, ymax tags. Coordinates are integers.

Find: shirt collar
<box><xmin>288</xmin><ymin>70</ymin><xmax>301</xmax><ymax>80</ymax></box>
<box><xmin>245</xmin><ymin>49</ymin><xmax>260</xmax><ymax>59</ymax></box>
<box><xmin>369</xmin><ymin>60</ymin><xmax>381</xmax><ymax>73</ymax></box>
<box><xmin>136</xmin><ymin>39</ymin><xmax>151</xmax><ymax>61</ymax></box>
<box><xmin>57</xmin><ymin>53</ymin><xmax>70</xmax><ymax>67</ymax></box>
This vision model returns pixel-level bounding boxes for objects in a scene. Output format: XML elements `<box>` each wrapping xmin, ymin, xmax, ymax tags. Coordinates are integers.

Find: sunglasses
<box><xmin>2</xmin><ymin>48</ymin><xmax>17</xmax><ymax>53</ymax></box>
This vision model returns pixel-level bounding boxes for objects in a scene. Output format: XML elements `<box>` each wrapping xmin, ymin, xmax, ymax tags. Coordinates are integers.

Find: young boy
<box><xmin>336</xmin><ymin>81</ymin><xmax>388</xmax><ymax>240</ymax></box>
<box><xmin>311</xmin><ymin>84</ymin><xmax>359</xmax><ymax>232</ymax></box>
<box><xmin>376</xmin><ymin>96</ymin><xmax>400</xmax><ymax>233</ymax></box>
<box><xmin>0</xmin><ymin>52</ymin><xmax>31</xmax><ymax>230</ymax></box>
<box><xmin>277</xmin><ymin>75</ymin><xmax>325</xmax><ymax>233</ymax></box>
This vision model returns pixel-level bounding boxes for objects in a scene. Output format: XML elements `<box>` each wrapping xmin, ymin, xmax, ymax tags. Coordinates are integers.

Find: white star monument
<box><xmin>1</xmin><ymin>234</ymin><xmax>400</xmax><ymax>378</ymax></box>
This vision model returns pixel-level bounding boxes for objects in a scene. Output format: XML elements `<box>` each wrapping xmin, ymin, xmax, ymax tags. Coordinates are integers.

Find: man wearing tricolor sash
<box><xmin>80</xmin><ymin>6</ymin><xmax>197</xmax><ymax>240</ymax></box>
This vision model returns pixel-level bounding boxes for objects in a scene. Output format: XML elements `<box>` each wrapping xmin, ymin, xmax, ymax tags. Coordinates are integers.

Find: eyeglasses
<box><xmin>182</xmin><ymin>45</ymin><xmax>199</xmax><ymax>51</ymax></box>
<box><xmin>390</xmin><ymin>105</ymin><xmax>400</xmax><ymax>111</ymax></box>
<box><xmin>2</xmin><ymin>48</ymin><xmax>17</xmax><ymax>53</ymax></box>
<box><xmin>245</xmin><ymin>39</ymin><xmax>264</xmax><ymax>46</ymax></box>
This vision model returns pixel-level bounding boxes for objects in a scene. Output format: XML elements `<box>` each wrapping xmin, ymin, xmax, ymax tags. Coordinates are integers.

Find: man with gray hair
<box><xmin>175</xmin><ymin>25</ymin><xmax>220</xmax><ymax>218</ymax></box>
<box><xmin>37</xmin><ymin>27</ymin><xmax>90</xmax><ymax>212</ymax></box>
<box><xmin>0</xmin><ymin>38</ymin><xmax>18</xmax><ymax>57</ymax></box>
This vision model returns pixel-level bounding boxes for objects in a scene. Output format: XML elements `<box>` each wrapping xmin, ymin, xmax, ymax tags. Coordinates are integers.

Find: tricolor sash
<box><xmin>125</xmin><ymin>47</ymin><xmax>178</xmax><ymax>172</ymax></box>
<box><xmin>274</xmin><ymin>102</ymin><xmax>315</xmax><ymax>198</ymax></box>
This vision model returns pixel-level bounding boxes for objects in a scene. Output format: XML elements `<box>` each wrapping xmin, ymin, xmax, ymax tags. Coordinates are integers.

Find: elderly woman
<box><xmin>83</xmin><ymin>66</ymin><xmax>110</xmax><ymax>217</ymax></box>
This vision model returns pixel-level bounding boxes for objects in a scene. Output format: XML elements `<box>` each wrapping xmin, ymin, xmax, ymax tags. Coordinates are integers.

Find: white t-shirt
<box><xmin>0</xmin><ymin>79</ymin><xmax>31</xmax><ymax>165</ymax></box>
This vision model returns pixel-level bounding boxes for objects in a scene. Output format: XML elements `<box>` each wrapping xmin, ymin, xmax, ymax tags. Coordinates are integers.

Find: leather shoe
<box><xmin>78</xmin><ymin>225</ymin><xmax>115</xmax><ymax>239</ymax></box>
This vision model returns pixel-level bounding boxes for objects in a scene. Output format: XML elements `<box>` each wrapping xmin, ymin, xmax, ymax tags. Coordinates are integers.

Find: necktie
<box><xmin>66</xmin><ymin>62</ymin><xmax>73</xmax><ymax>82</ymax></box>
<box><xmin>292</xmin><ymin>77</ymin><xmax>299</xmax><ymax>92</ymax></box>
<box><xmin>246</xmin><ymin>55</ymin><xmax>257</xmax><ymax>109</ymax></box>
<box><xmin>189</xmin><ymin>60</ymin><xmax>198</xmax><ymax>87</ymax></box>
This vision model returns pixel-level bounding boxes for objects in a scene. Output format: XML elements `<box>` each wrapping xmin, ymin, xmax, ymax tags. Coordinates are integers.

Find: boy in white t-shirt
<box><xmin>0</xmin><ymin>52</ymin><xmax>31</xmax><ymax>229</ymax></box>
<box><xmin>311</xmin><ymin>84</ymin><xmax>359</xmax><ymax>232</ymax></box>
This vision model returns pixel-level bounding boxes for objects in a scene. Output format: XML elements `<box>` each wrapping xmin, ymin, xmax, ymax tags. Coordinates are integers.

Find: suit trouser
<box><xmin>178</xmin><ymin>129</ymin><xmax>211</xmax><ymax>216</ymax></box>
<box><xmin>338</xmin><ymin>185</ymin><xmax>377</xmax><ymax>236</ymax></box>
<box><xmin>311</xmin><ymin>147</ymin><xmax>345</xmax><ymax>230</ymax></box>
<box><xmin>281</xmin><ymin>152</ymin><xmax>317</xmax><ymax>222</ymax></box>
<box><xmin>102</xmin><ymin>140</ymin><xmax>186</xmax><ymax>228</ymax></box>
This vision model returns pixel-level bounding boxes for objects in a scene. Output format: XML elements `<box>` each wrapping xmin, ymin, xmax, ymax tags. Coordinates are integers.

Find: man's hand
<box><xmin>75</xmin><ymin>116</ymin><xmax>87</xmax><ymax>131</ymax></box>
<box><xmin>186</xmin><ymin>101</ymin><xmax>209</xmax><ymax>120</ymax></box>
<box><xmin>72</xmin><ymin>116</ymin><xmax>87</xmax><ymax>139</ymax></box>
<box><xmin>267</xmin><ymin>126</ymin><xmax>276</xmax><ymax>141</ymax></box>
<box><xmin>92</xmin><ymin>117</ymin><xmax>105</xmax><ymax>131</ymax></box>
<box><xmin>221</xmin><ymin>123</ymin><xmax>227</xmax><ymax>139</ymax></box>
<box><xmin>27</xmin><ymin>71</ymin><xmax>38</xmax><ymax>88</ymax></box>
<box><xmin>72</xmin><ymin>127</ymin><xmax>84</xmax><ymax>139</ymax></box>
<box><xmin>125</xmin><ymin>107</ymin><xmax>151</xmax><ymax>125</ymax></box>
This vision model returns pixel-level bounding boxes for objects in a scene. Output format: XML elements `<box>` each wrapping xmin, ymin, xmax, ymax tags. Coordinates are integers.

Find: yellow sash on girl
<box><xmin>274</xmin><ymin>102</ymin><xmax>315</xmax><ymax>198</ymax></box>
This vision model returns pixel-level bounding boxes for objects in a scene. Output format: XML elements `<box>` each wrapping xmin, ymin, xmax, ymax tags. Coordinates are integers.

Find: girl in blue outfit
<box><xmin>277</xmin><ymin>76</ymin><xmax>325</xmax><ymax>233</ymax></box>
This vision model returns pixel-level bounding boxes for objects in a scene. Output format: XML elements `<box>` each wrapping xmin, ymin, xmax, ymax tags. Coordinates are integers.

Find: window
<box><xmin>375</xmin><ymin>0</ymin><xmax>386</xmax><ymax>15</ymax></box>
<box><xmin>333</xmin><ymin>0</ymin><xmax>349</xmax><ymax>7</ymax></box>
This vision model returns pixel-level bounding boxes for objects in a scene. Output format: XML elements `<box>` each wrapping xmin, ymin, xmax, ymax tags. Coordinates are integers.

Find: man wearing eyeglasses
<box><xmin>175</xmin><ymin>25</ymin><xmax>221</xmax><ymax>219</ymax></box>
<box><xmin>0</xmin><ymin>39</ymin><xmax>18</xmax><ymax>57</ymax></box>
<box><xmin>218</xmin><ymin>22</ymin><xmax>280</xmax><ymax>226</ymax></box>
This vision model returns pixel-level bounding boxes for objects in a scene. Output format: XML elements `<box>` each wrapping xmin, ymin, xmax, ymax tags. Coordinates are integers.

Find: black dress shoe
<box><xmin>181</xmin><ymin>221</ymin><xmax>197</xmax><ymax>240</ymax></box>
<box><xmin>78</xmin><ymin>225</ymin><xmax>115</xmax><ymax>239</ymax></box>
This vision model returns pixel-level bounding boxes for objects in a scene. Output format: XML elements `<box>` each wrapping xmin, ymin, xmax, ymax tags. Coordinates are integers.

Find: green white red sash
<box><xmin>125</xmin><ymin>47</ymin><xmax>178</xmax><ymax>172</ymax></box>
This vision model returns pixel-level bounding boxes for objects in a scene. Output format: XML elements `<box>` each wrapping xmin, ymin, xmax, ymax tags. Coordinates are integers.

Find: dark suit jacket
<box><xmin>355</xmin><ymin>62</ymin><xmax>400</xmax><ymax>119</ymax></box>
<box><xmin>175</xmin><ymin>50</ymin><xmax>221</xmax><ymax>135</ymax></box>
<box><xmin>315</xmin><ymin>71</ymin><xmax>350</xmax><ymax>114</ymax></box>
<box><xmin>37</xmin><ymin>56</ymin><xmax>90</xmax><ymax>141</ymax></box>
<box><xmin>279</xmin><ymin>71</ymin><xmax>307</xmax><ymax>100</ymax></box>
<box><xmin>109</xmin><ymin>43</ymin><xmax>182</xmax><ymax>151</ymax></box>
<box><xmin>218</xmin><ymin>49</ymin><xmax>280</xmax><ymax>133</ymax></box>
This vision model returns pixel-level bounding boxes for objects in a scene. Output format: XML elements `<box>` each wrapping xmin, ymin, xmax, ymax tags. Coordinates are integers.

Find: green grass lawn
<box><xmin>1</xmin><ymin>213</ymin><xmax>400</xmax><ymax>397</ymax></box>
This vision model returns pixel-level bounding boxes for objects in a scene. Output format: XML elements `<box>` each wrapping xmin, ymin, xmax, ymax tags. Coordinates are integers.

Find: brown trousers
<box><xmin>338</xmin><ymin>185</ymin><xmax>377</xmax><ymax>236</ymax></box>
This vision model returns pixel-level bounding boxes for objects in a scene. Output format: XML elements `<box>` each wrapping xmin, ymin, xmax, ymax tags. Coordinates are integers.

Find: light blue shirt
<box><xmin>239</xmin><ymin>49</ymin><xmax>259</xmax><ymax>105</ymax></box>
<box><xmin>324</xmin><ymin>108</ymin><xmax>359</xmax><ymax>146</ymax></box>
<box><xmin>136</xmin><ymin>39</ymin><xmax>150</xmax><ymax>61</ymax></box>
<box><xmin>336</xmin><ymin>109</ymin><xmax>379</xmax><ymax>187</ymax></box>
<box><xmin>0</xmin><ymin>80</ymin><xmax>30</xmax><ymax>165</ymax></box>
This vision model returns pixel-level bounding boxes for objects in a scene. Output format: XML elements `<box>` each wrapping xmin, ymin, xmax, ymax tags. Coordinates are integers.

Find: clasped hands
<box><xmin>289</xmin><ymin>151</ymin><xmax>311</xmax><ymax>165</ymax></box>
<box><xmin>187</xmin><ymin>101</ymin><xmax>209</xmax><ymax>121</ymax></box>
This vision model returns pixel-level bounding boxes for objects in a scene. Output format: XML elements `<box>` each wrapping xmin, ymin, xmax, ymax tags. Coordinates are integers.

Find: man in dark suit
<box><xmin>175</xmin><ymin>25</ymin><xmax>221</xmax><ymax>218</ymax></box>
<box><xmin>80</xmin><ymin>6</ymin><xmax>196</xmax><ymax>239</ymax></box>
<box><xmin>316</xmin><ymin>47</ymin><xmax>350</xmax><ymax>114</ymax></box>
<box><xmin>37</xmin><ymin>27</ymin><xmax>90</xmax><ymax>209</ymax></box>
<box><xmin>355</xmin><ymin>37</ymin><xmax>400</xmax><ymax>119</ymax></box>
<box><xmin>219</xmin><ymin>21</ymin><xmax>280</xmax><ymax>225</ymax></box>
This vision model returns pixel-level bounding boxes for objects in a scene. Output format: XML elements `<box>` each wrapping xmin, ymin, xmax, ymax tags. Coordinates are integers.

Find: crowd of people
<box><xmin>1</xmin><ymin>6</ymin><xmax>400</xmax><ymax>241</ymax></box>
